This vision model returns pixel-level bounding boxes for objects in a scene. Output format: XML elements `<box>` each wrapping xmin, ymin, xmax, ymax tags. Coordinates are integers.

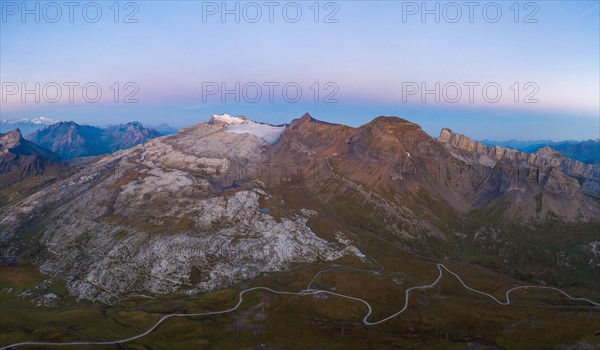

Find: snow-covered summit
<box><xmin>209</xmin><ymin>113</ymin><xmax>247</xmax><ymax>125</ymax></box>
<box><xmin>208</xmin><ymin>113</ymin><xmax>285</xmax><ymax>144</ymax></box>
<box><xmin>3</xmin><ymin>116</ymin><xmax>57</xmax><ymax>125</ymax></box>
<box><xmin>31</xmin><ymin>117</ymin><xmax>57</xmax><ymax>124</ymax></box>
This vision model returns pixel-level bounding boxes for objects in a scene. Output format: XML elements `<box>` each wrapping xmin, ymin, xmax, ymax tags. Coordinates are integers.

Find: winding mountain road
<box><xmin>1</xmin><ymin>263</ymin><xmax>598</xmax><ymax>349</ymax></box>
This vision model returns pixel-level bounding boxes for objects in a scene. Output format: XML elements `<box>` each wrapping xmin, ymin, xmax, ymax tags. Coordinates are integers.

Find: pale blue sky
<box><xmin>1</xmin><ymin>0</ymin><xmax>599</xmax><ymax>140</ymax></box>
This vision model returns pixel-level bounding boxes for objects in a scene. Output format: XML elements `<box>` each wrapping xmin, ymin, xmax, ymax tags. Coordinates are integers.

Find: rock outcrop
<box><xmin>0</xmin><ymin>129</ymin><xmax>61</xmax><ymax>187</ymax></box>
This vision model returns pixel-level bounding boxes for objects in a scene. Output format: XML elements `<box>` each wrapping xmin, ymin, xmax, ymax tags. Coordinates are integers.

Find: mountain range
<box><xmin>481</xmin><ymin>139</ymin><xmax>600</xmax><ymax>164</ymax></box>
<box><xmin>0</xmin><ymin>117</ymin><xmax>58</xmax><ymax>136</ymax></box>
<box><xmin>1</xmin><ymin>113</ymin><xmax>598</xmax><ymax>305</ymax></box>
<box><xmin>152</xmin><ymin>122</ymin><xmax>179</xmax><ymax>136</ymax></box>
<box><xmin>27</xmin><ymin>121</ymin><xmax>162</xmax><ymax>160</ymax></box>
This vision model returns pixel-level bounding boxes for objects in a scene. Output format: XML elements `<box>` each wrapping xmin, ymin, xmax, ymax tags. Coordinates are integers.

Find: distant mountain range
<box><xmin>481</xmin><ymin>139</ymin><xmax>600</xmax><ymax>164</ymax></box>
<box><xmin>152</xmin><ymin>122</ymin><xmax>179</xmax><ymax>135</ymax></box>
<box><xmin>0</xmin><ymin>117</ymin><xmax>58</xmax><ymax>136</ymax></box>
<box><xmin>27</xmin><ymin>121</ymin><xmax>162</xmax><ymax>160</ymax></box>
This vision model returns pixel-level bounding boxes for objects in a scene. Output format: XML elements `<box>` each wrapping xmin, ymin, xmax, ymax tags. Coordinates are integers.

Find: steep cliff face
<box><xmin>439</xmin><ymin>129</ymin><xmax>597</xmax><ymax>180</ymax></box>
<box><xmin>438</xmin><ymin>128</ymin><xmax>599</xmax><ymax>219</ymax></box>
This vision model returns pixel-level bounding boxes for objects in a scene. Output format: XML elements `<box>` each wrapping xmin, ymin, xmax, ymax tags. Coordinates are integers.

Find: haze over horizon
<box><xmin>1</xmin><ymin>110</ymin><xmax>599</xmax><ymax>143</ymax></box>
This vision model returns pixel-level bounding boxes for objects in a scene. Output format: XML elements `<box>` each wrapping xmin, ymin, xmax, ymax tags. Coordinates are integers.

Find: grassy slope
<box><xmin>2</xmin><ymin>253</ymin><xmax>599</xmax><ymax>350</ymax></box>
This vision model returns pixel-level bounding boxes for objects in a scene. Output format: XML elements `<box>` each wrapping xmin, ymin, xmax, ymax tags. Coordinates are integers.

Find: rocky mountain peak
<box><xmin>56</xmin><ymin>121</ymin><xmax>77</xmax><ymax>128</ymax></box>
<box><xmin>340</xmin><ymin>117</ymin><xmax>452</xmax><ymax>195</ymax></box>
<box><xmin>0</xmin><ymin>129</ymin><xmax>24</xmax><ymax>150</ymax></box>
<box><xmin>288</xmin><ymin>113</ymin><xmax>328</xmax><ymax>129</ymax></box>
<box><xmin>535</xmin><ymin>146</ymin><xmax>563</xmax><ymax>159</ymax></box>
<box><xmin>105</xmin><ymin>121</ymin><xmax>156</xmax><ymax>135</ymax></box>
<box><xmin>371</xmin><ymin>116</ymin><xmax>420</xmax><ymax>127</ymax></box>
<box><xmin>0</xmin><ymin>127</ymin><xmax>60</xmax><ymax>186</ymax></box>
<box><xmin>355</xmin><ymin>117</ymin><xmax>426</xmax><ymax>147</ymax></box>
<box><xmin>437</xmin><ymin>128</ymin><xmax>479</xmax><ymax>151</ymax></box>
<box><xmin>437</xmin><ymin>128</ymin><xmax>453</xmax><ymax>142</ymax></box>
<box><xmin>298</xmin><ymin>112</ymin><xmax>315</xmax><ymax>122</ymax></box>
<box><xmin>125</xmin><ymin>121</ymin><xmax>144</xmax><ymax>129</ymax></box>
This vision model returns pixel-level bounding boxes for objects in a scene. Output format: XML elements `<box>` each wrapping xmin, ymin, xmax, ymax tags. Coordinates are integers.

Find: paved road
<box><xmin>1</xmin><ymin>263</ymin><xmax>598</xmax><ymax>349</ymax></box>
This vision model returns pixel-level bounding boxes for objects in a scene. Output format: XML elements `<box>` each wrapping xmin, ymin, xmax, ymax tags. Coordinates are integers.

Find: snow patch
<box><xmin>208</xmin><ymin>113</ymin><xmax>285</xmax><ymax>144</ymax></box>
<box><xmin>211</xmin><ymin>114</ymin><xmax>245</xmax><ymax>125</ymax></box>
<box><xmin>225</xmin><ymin>121</ymin><xmax>285</xmax><ymax>144</ymax></box>
<box><xmin>31</xmin><ymin>117</ymin><xmax>57</xmax><ymax>124</ymax></box>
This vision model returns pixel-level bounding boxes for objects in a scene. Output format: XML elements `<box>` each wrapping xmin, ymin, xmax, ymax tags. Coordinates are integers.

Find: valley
<box><xmin>1</xmin><ymin>252</ymin><xmax>599</xmax><ymax>349</ymax></box>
